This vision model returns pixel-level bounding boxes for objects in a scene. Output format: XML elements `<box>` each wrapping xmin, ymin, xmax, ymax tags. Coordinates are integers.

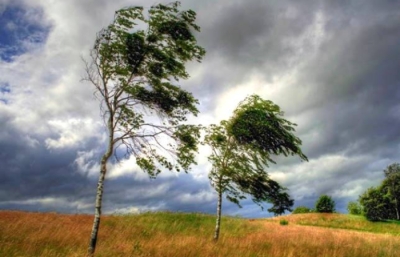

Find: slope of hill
<box><xmin>270</xmin><ymin>213</ymin><xmax>400</xmax><ymax>235</ymax></box>
<box><xmin>0</xmin><ymin>211</ymin><xmax>399</xmax><ymax>257</ymax></box>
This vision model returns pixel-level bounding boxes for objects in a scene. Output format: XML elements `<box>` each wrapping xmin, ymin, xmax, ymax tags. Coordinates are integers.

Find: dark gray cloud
<box><xmin>0</xmin><ymin>117</ymin><xmax>91</xmax><ymax>203</ymax></box>
<box><xmin>291</xmin><ymin>1</ymin><xmax>400</xmax><ymax>161</ymax></box>
<box><xmin>187</xmin><ymin>0</ymin><xmax>322</xmax><ymax>110</ymax></box>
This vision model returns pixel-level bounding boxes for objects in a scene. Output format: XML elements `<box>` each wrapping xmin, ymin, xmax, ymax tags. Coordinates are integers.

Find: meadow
<box><xmin>0</xmin><ymin>211</ymin><xmax>399</xmax><ymax>257</ymax></box>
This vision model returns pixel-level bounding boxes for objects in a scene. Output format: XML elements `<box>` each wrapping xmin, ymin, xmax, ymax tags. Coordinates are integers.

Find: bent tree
<box><xmin>204</xmin><ymin>95</ymin><xmax>307</xmax><ymax>241</ymax></box>
<box><xmin>83</xmin><ymin>2</ymin><xmax>205</xmax><ymax>256</ymax></box>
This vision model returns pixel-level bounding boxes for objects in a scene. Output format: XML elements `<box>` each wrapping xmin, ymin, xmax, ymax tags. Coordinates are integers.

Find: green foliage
<box><xmin>268</xmin><ymin>191</ymin><xmax>294</xmax><ymax>216</ymax></box>
<box><xmin>204</xmin><ymin>95</ymin><xmax>306</xmax><ymax>240</ymax></box>
<box><xmin>86</xmin><ymin>1</ymin><xmax>206</xmax><ymax>175</ymax></box>
<box><xmin>315</xmin><ymin>195</ymin><xmax>335</xmax><ymax>213</ymax></box>
<box><xmin>227</xmin><ymin>95</ymin><xmax>308</xmax><ymax>161</ymax></box>
<box><xmin>359</xmin><ymin>187</ymin><xmax>395</xmax><ymax>221</ymax></box>
<box><xmin>292</xmin><ymin>206</ymin><xmax>312</xmax><ymax>214</ymax></box>
<box><xmin>358</xmin><ymin>163</ymin><xmax>400</xmax><ymax>221</ymax></box>
<box><xmin>204</xmin><ymin>96</ymin><xmax>303</xmax><ymax>210</ymax></box>
<box><xmin>347</xmin><ymin>201</ymin><xmax>362</xmax><ymax>215</ymax></box>
<box><xmin>85</xmin><ymin>3</ymin><xmax>205</xmax><ymax>253</ymax></box>
<box><xmin>204</xmin><ymin>95</ymin><xmax>306</xmax><ymax>211</ymax></box>
<box><xmin>382</xmin><ymin>163</ymin><xmax>400</xmax><ymax>219</ymax></box>
<box><xmin>279</xmin><ymin>219</ymin><xmax>289</xmax><ymax>226</ymax></box>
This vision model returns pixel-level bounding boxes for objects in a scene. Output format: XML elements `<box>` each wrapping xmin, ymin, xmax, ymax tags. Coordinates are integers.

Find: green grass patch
<box><xmin>113</xmin><ymin>211</ymin><xmax>259</xmax><ymax>237</ymax></box>
<box><xmin>288</xmin><ymin>213</ymin><xmax>400</xmax><ymax>235</ymax></box>
<box><xmin>279</xmin><ymin>219</ymin><xmax>289</xmax><ymax>225</ymax></box>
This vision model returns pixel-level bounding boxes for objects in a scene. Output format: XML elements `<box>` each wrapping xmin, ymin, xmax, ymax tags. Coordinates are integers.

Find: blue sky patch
<box><xmin>0</xmin><ymin>4</ymin><xmax>51</xmax><ymax>62</ymax></box>
<box><xmin>0</xmin><ymin>82</ymin><xmax>10</xmax><ymax>104</ymax></box>
<box><xmin>0</xmin><ymin>83</ymin><xmax>11</xmax><ymax>93</ymax></box>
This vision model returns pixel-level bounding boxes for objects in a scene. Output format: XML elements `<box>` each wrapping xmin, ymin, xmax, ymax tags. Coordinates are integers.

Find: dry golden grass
<box><xmin>0</xmin><ymin>211</ymin><xmax>399</xmax><ymax>257</ymax></box>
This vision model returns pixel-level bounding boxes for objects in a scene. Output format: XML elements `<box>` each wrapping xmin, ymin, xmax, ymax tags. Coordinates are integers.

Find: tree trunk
<box><xmin>395</xmin><ymin>199</ymin><xmax>399</xmax><ymax>220</ymax></box>
<box><xmin>87</xmin><ymin>162</ymin><xmax>106</xmax><ymax>256</ymax></box>
<box><xmin>213</xmin><ymin>188</ymin><xmax>222</xmax><ymax>241</ymax></box>
<box><xmin>390</xmin><ymin>182</ymin><xmax>399</xmax><ymax>220</ymax></box>
<box><xmin>87</xmin><ymin>118</ymin><xmax>114</xmax><ymax>257</ymax></box>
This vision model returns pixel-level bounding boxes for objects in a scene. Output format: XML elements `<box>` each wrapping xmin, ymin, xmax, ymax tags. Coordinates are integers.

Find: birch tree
<box><xmin>204</xmin><ymin>95</ymin><xmax>307</xmax><ymax>241</ymax></box>
<box><xmin>83</xmin><ymin>2</ymin><xmax>205</xmax><ymax>256</ymax></box>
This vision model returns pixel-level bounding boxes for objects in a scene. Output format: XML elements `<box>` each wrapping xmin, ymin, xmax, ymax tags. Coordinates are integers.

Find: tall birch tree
<box><xmin>204</xmin><ymin>95</ymin><xmax>307</xmax><ymax>241</ymax></box>
<box><xmin>83</xmin><ymin>2</ymin><xmax>205</xmax><ymax>256</ymax></box>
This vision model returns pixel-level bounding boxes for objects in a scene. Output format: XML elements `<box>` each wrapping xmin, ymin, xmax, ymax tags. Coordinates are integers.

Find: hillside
<box><xmin>270</xmin><ymin>213</ymin><xmax>400</xmax><ymax>235</ymax></box>
<box><xmin>0</xmin><ymin>211</ymin><xmax>399</xmax><ymax>257</ymax></box>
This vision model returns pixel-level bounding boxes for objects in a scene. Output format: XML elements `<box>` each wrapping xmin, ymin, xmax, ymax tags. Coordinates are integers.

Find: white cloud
<box><xmin>177</xmin><ymin>190</ymin><xmax>215</xmax><ymax>204</ymax></box>
<box><xmin>268</xmin><ymin>153</ymin><xmax>383</xmax><ymax>201</ymax></box>
<box><xmin>107</xmin><ymin>156</ymin><xmax>154</xmax><ymax>180</ymax></box>
<box><xmin>74</xmin><ymin>150</ymin><xmax>100</xmax><ymax>177</ymax></box>
<box><xmin>45</xmin><ymin>118</ymin><xmax>103</xmax><ymax>149</ymax></box>
<box><xmin>2</xmin><ymin>197</ymin><xmax>93</xmax><ymax>212</ymax></box>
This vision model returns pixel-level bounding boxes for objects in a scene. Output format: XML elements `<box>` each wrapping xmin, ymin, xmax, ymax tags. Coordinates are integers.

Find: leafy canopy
<box><xmin>267</xmin><ymin>191</ymin><xmax>294</xmax><ymax>216</ymax></box>
<box><xmin>205</xmin><ymin>95</ymin><xmax>306</xmax><ymax>211</ymax></box>
<box><xmin>383</xmin><ymin>163</ymin><xmax>400</xmax><ymax>210</ymax></box>
<box><xmin>347</xmin><ymin>201</ymin><xmax>362</xmax><ymax>215</ymax></box>
<box><xmin>85</xmin><ymin>1</ymin><xmax>206</xmax><ymax>176</ymax></box>
<box><xmin>358</xmin><ymin>163</ymin><xmax>400</xmax><ymax>221</ymax></box>
<box><xmin>315</xmin><ymin>195</ymin><xmax>335</xmax><ymax>213</ymax></box>
<box><xmin>228</xmin><ymin>95</ymin><xmax>308</xmax><ymax>160</ymax></box>
<box><xmin>359</xmin><ymin>187</ymin><xmax>394</xmax><ymax>221</ymax></box>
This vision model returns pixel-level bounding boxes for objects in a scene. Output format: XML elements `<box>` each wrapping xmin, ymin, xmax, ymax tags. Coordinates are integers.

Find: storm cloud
<box><xmin>1</xmin><ymin>0</ymin><xmax>400</xmax><ymax>217</ymax></box>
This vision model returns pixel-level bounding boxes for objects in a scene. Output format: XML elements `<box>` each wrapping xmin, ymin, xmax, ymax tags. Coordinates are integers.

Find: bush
<box><xmin>315</xmin><ymin>195</ymin><xmax>335</xmax><ymax>213</ymax></box>
<box><xmin>347</xmin><ymin>201</ymin><xmax>362</xmax><ymax>215</ymax></box>
<box><xmin>279</xmin><ymin>219</ymin><xmax>289</xmax><ymax>225</ymax></box>
<box><xmin>359</xmin><ymin>187</ymin><xmax>395</xmax><ymax>221</ymax></box>
<box><xmin>292</xmin><ymin>206</ymin><xmax>312</xmax><ymax>214</ymax></box>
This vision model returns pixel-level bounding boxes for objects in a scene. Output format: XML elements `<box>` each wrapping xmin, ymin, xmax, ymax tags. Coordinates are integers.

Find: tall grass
<box><xmin>1</xmin><ymin>211</ymin><xmax>399</xmax><ymax>257</ymax></box>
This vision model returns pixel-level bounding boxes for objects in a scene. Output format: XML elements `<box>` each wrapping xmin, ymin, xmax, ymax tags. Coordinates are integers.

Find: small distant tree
<box><xmin>292</xmin><ymin>206</ymin><xmax>312</xmax><ymax>214</ymax></box>
<box><xmin>347</xmin><ymin>201</ymin><xmax>362</xmax><ymax>215</ymax></box>
<box><xmin>83</xmin><ymin>2</ymin><xmax>205</xmax><ymax>256</ymax></box>
<box><xmin>204</xmin><ymin>95</ymin><xmax>307</xmax><ymax>241</ymax></box>
<box><xmin>315</xmin><ymin>195</ymin><xmax>335</xmax><ymax>213</ymax></box>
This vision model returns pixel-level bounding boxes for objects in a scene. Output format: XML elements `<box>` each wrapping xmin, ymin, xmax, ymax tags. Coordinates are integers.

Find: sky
<box><xmin>1</xmin><ymin>0</ymin><xmax>400</xmax><ymax>218</ymax></box>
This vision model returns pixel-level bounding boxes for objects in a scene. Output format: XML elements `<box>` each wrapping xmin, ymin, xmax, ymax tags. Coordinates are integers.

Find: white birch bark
<box><xmin>87</xmin><ymin>117</ymin><xmax>114</xmax><ymax>257</ymax></box>
<box><xmin>213</xmin><ymin>187</ymin><xmax>222</xmax><ymax>241</ymax></box>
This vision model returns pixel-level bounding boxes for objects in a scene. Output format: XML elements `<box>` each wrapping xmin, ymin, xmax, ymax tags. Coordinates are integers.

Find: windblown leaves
<box><xmin>204</xmin><ymin>95</ymin><xmax>307</xmax><ymax>215</ymax></box>
<box><xmin>88</xmin><ymin>1</ymin><xmax>205</xmax><ymax>176</ymax></box>
<box><xmin>228</xmin><ymin>95</ymin><xmax>308</xmax><ymax>161</ymax></box>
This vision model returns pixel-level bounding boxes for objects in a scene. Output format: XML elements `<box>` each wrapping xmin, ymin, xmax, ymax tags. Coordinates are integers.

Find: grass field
<box><xmin>0</xmin><ymin>211</ymin><xmax>399</xmax><ymax>257</ymax></box>
<box><xmin>271</xmin><ymin>212</ymin><xmax>400</xmax><ymax>235</ymax></box>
